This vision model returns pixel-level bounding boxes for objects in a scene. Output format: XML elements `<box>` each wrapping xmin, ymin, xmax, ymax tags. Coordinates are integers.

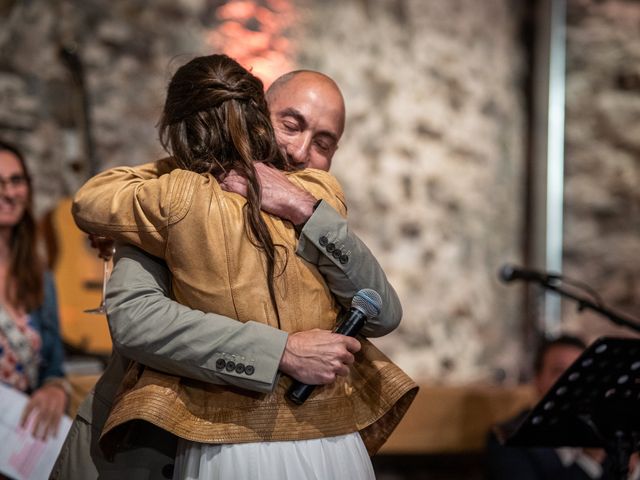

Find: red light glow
<box><xmin>206</xmin><ymin>0</ymin><xmax>296</xmax><ymax>88</ymax></box>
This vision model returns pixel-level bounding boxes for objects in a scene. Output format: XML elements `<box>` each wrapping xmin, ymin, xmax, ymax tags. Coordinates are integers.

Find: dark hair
<box><xmin>0</xmin><ymin>140</ymin><xmax>44</xmax><ymax>312</ymax></box>
<box><xmin>533</xmin><ymin>334</ymin><xmax>587</xmax><ymax>374</ymax></box>
<box><xmin>158</xmin><ymin>54</ymin><xmax>289</xmax><ymax>319</ymax></box>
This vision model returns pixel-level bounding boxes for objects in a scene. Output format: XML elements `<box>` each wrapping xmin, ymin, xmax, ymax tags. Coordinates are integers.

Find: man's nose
<box><xmin>287</xmin><ymin>134</ymin><xmax>312</xmax><ymax>168</ymax></box>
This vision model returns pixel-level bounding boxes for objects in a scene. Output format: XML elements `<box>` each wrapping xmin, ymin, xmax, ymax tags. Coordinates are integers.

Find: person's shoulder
<box><xmin>147</xmin><ymin>158</ymin><xmax>218</xmax><ymax>205</ymax></box>
<box><xmin>28</xmin><ymin>271</ymin><xmax>57</xmax><ymax>319</ymax></box>
<box><xmin>287</xmin><ymin>168</ymin><xmax>345</xmax><ymax>206</ymax></box>
<box><xmin>286</xmin><ymin>167</ymin><xmax>339</xmax><ymax>184</ymax></box>
<box><xmin>123</xmin><ymin>157</ymin><xmax>199</xmax><ymax>181</ymax></box>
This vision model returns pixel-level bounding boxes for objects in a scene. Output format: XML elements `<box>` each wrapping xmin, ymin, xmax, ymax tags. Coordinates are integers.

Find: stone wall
<box><xmin>0</xmin><ymin>0</ymin><xmax>209</xmax><ymax>216</ymax></box>
<box><xmin>296</xmin><ymin>0</ymin><xmax>528</xmax><ymax>383</ymax></box>
<box><xmin>0</xmin><ymin>0</ymin><xmax>530</xmax><ymax>383</ymax></box>
<box><xmin>563</xmin><ymin>0</ymin><xmax>640</xmax><ymax>339</ymax></box>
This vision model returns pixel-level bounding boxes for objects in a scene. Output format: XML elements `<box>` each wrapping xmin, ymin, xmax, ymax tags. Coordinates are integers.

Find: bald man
<box><xmin>53</xmin><ymin>70</ymin><xmax>402</xmax><ymax>479</ymax></box>
<box><xmin>268</xmin><ymin>70</ymin><xmax>345</xmax><ymax>171</ymax></box>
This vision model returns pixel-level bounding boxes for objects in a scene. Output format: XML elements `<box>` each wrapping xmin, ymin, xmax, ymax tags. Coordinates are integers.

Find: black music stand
<box><xmin>504</xmin><ymin>337</ymin><xmax>640</xmax><ymax>479</ymax></box>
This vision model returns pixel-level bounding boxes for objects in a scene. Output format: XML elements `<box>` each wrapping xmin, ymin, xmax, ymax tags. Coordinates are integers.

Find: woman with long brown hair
<box><xmin>0</xmin><ymin>140</ymin><xmax>67</xmax><ymax>441</ymax></box>
<box><xmin>157</xmin><ymin>53</ymin><xmax>290</xmax><ymax>318</ymax></box>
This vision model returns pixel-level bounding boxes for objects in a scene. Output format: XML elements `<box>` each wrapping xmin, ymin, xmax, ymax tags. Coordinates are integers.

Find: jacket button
<box><xmin>332</xmin><ymin>249</ymin><xmax>342</xmax><ymax>259</ymax></box>
<box><xmin>215</xmin><ymin>359</ymin><xmax>226</xmax><ymax>370</ymax></box>
<box><xmin>319</xmin><ymin>236</ymin><xmax>328</xmax><ymax>246</ymax></box>
<box><xmin>326</xmin><ymin>242</ymin><xmax>335</xmax><ymax>253</ymax></box>
<box><xmin>235</xmin><ymin>363</ymin><xmax>245</xmax><ymax>374</ymax></box>
<box><xmin>245</xmin><ymin>365</ymin><xmax>255</xmax><ymax>376</ymax></box>
<box><xmin>225</xmin><ymin>361</ymin><xmax>236</xmax><ymax>372</ymax></box>
<box><xmin>340</xmin><ymin>254</ymin><xmax>349</xmax><ymax>264</ymax></box>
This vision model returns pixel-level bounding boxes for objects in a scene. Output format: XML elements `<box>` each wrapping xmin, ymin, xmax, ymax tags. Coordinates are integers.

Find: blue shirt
<box><xmin>30</xmin><ymin>271</ymin><xmax>65</xmax><ymax>387</ymax></box>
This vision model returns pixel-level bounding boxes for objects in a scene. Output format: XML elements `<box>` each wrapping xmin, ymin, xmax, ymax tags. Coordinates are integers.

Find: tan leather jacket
<box><xmin>72</xmin><ymin>160</ymin><xmax>417</xmax><ymax>454</ymax></box>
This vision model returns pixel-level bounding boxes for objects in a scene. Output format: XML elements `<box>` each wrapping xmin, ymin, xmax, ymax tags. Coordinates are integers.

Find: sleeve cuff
<box><xmin>209</xmin><ymin>322</ymin><xmax>289</xmax><ymax>393</ymax></box>
<box><xmin>297</xmin><ymin>200</ymin><xmax>342</xmax><ymax>263</ymax></box>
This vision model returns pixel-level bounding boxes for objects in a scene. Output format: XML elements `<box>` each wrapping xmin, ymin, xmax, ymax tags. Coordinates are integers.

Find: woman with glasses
<box><xmin>0</xmin><ymin>140</ymin><xmax>67</xmax><ymax>442</ymax></box>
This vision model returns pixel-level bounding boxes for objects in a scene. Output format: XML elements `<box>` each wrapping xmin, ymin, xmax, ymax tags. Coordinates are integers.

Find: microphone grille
<box><xmin>499</xmin><ymin>264</ymin><xmax>516</xmax><ymax>283</ymax></box>
<box><xmin>352</xmin><ymin>289</ymin><xmax>382</xmax><ymax>318</ymax></box>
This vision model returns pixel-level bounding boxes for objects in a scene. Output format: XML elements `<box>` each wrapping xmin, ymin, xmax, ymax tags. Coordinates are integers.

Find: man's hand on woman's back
<box><xmin>219</xmin><ymin>162</ymin><xmax>317</xmax><ymax>225</ymax></box>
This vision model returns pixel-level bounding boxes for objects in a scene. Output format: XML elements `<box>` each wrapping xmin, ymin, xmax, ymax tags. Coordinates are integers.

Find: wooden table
<box><xmin>379</xmin><ymin>384</ymin><xmax>536</xmax><ymax>454</ymax></box>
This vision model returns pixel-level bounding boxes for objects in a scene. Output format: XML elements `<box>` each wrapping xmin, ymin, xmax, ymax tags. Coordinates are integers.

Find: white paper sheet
<box><xmin>0</xmin><ymin>382</ymin><xmax>72</xmax><ymax>480</ymax></box>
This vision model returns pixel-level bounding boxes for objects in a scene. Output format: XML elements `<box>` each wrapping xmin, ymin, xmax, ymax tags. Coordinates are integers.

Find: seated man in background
<box><xmin>486</xmin><ymin>334</ymin><xmax>638</xmax><ymax>480</ymax></box>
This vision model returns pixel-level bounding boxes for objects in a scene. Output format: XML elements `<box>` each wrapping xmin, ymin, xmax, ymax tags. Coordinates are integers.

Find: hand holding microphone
<box><xmin>286</xmin><ymin>289</ymin><xmax>382</xmax><ymax>405</ymax></box>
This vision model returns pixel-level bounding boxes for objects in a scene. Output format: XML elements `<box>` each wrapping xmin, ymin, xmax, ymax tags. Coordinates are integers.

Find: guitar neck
<box><xmin>59</xmin><ymin>44</ymin><xmax>99</xmax><ymax>179</ymax></box>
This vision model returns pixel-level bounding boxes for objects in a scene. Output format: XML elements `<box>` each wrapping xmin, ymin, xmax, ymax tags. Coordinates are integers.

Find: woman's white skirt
<box><xmin>173</xmin><ymin>432</ymin><xmax>375</xmax><ymax>480</ymax></box>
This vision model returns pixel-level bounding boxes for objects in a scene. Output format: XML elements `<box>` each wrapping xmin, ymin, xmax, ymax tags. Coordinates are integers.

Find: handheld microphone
<box><xmin>499</xmin><ymin>264</ymin><xmax>559</xmax><ymax>284</ymax></box>
<box><xmin>286</xmin><ymin>289</ymin><xmax>382</xmax><ymax>405</ymax></box>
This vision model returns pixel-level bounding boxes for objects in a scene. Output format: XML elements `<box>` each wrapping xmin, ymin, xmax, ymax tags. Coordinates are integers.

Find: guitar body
<box><xmin>49</xmin><ymin>198</ymin><xmax>112</xmax><ymax>355</ymax></box>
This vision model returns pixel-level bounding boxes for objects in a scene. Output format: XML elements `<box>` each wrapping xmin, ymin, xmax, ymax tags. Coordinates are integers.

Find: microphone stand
<box><xmin>531</xmin><ymin>277</ymin><xmax>640</xmax><ymax>334</ymax></box>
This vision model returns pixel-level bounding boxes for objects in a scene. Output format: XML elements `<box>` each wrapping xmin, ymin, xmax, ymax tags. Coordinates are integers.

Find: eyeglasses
<box><xmin>0</xmin><ymin>174</ymin><xmax>27</xmax><ymax>190</ymax></box>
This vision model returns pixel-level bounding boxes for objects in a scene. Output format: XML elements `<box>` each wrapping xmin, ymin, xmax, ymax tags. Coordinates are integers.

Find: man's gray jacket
<box><xmin>51</xmin><ymin>201</ymin><xmax>402</xmax><ymax>479</ymax></box>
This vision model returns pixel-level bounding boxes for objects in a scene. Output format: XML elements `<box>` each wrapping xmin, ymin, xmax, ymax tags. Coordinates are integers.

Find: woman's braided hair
<box><xmin>158</xmin><ymin>54</ymin><xmax>290</xmax><ymax>321</ymax></box>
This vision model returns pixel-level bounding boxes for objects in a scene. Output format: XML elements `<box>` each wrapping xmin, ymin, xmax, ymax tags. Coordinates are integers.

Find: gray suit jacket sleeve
<box><xmin>296</xmin><ymin>200</ymin><xmax>402</xmax><ymax>337</ymax></box>
<box><xmin>105</xmin><ymin>245</ymin><xmax>288</xmax><ymax>393</ymax></box>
